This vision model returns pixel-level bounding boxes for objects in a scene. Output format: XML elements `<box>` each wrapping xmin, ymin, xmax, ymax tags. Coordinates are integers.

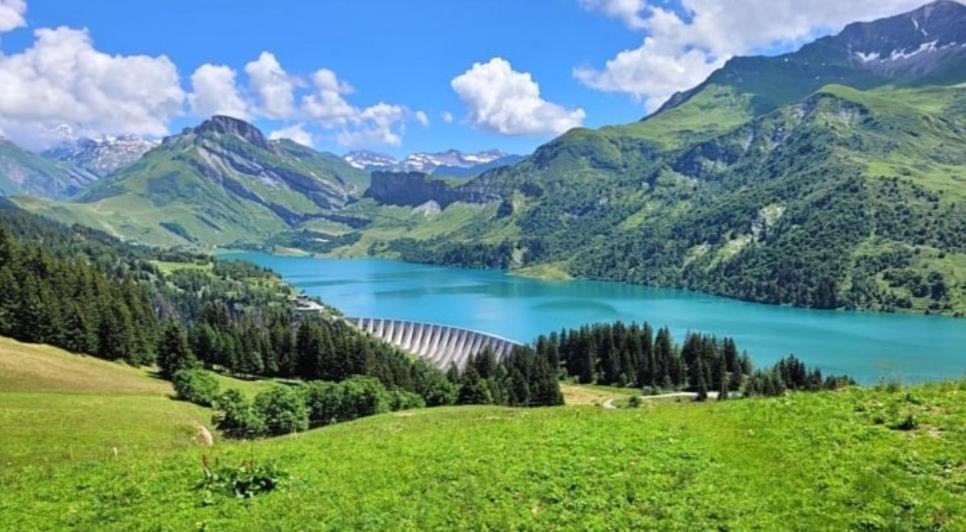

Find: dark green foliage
<box><xmin>253</xmin><ymin>385</ymin><xmax>310</xmax><ymax>436</ymax></box>
<box><xmin>157</xmin><ymin>321</ymin><xmax>198</xmax><ymax>378</ymax></box>
<box><xmin>388</xmin><ymin>390</ymin><xmax>426</xmax><ymax>411</ymax></box>
<box><xmin>546</xmin><ymin>321</ymin><xmax>754</xmax><ymax>393</ymax></box>
<box><xmin>745</xmin><ymin>355</ymin><xmax>855</xmax><ymax>397</ymax></box>
<box><xmin>0</xmin><ymin>225</ymin><xmax>158</xmax><ymax>365</ymax></box>
<box><xmin>450</xmin><ymin>345</ymin><xmax>563</xmax><ymax>407</ymax></box>
<box><xmin>197</xmin><ymin>461</ymin><xmax>288</xmax><ymax>500</ymax></box>
<box><xmin>302</xmin><ymin>376</ymin><xmax>392</xmax><ymax>428</ymax></box>
<box><xmin>172</xmin><ymin>369</ymin><xmax>220</xmax><ymax>406</ymax></box>
<box><xmin>213</xmin><ymin>389</ymin><xmax>266</xmax><ymax>439</ymax></box>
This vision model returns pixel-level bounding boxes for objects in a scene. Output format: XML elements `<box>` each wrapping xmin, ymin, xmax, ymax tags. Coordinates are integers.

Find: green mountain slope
<box><xmin>655</xmin><ymin>0</ymin><xmax>966</xmax><ymax>121</ymax></box>
<box><xmin>330</xmin><ymin>4</ymin><xmax>966</xmax><ymax>316</ymax></box>
<box><xmin>0</xmin><ymin>138</ymin><xmax>95</xmax><ymax>198</ymax></box>
<box><xmin>15</xmin><ymin>116</ymin><xmax>368</xmax><ymax>248</ymax></box>
<box><xmin>347</xmin><ymin>83</ymin><xmax>966</xmax><ymax>315</ymax></box>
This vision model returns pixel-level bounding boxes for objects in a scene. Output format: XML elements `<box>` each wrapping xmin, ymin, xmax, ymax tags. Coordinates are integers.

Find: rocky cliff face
<box><xmin>364</xmin><ymin>171</ymin><xmax>501</xmax><ymax>208</ymax></box>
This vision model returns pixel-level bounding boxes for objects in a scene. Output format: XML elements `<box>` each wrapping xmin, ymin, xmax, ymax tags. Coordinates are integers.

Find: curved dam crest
<box><xmin>346</xmin><ymin>317</ymin><xmax>520</xmax><ymax>370</ymax></box>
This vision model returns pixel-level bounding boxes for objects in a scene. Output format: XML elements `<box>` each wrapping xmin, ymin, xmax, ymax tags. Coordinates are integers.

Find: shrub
<box><xmin>172</xmin><ymin>369</ymin><xmax>220</xmax><ymax>406</ymax></box>
<box><xmin>303</xmin><ymin>381</ymin><xmax>342</xmax><ymax>427</ymax></box>
<box><xmin>337</xmin><ymin>376</ymin><xmax>391</xmax><ymax>420</ymax></box>
<box><xmin>303</xmin><ymin>377</ymin><xmax>393</xmax><ymax>427</ymax></box>
<box><xmin>388</xmin><ymin>389</ymin><xmax>426</xmax><ymax>411</ymax></box>
<box><xmin>213</xmin><ymin>389</ymin><xmax>266</xmax><ymax>438</ymax></box>
<box><xmin>254</xmin><ymin>385</ymin><xmax>309</xmax><ymax>436</ymax></box>
<box><xmin>628</xmin><ymin>395</ymin><xmax>642</xmax><ymax>408</ymax></box>
<box><xmin>198</xmin><ymin>461</ymin><xmax>288</xmax><ymax>500</ymax></box>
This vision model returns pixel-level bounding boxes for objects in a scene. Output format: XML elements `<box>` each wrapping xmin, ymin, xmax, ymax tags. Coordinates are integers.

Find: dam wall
<box><xmin>345</xmin><ymin>317</ymin><xmax>521</xmax><ymax>370</ymax></box>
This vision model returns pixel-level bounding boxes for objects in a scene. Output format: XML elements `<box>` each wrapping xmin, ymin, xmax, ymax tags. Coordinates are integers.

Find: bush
<box><xmin>628</xmin><ymin>395</ymin><xmax>642</xmax><ymax>408</ymax></box>
<box><xmin>337</xmin><ymin>376</ymin><xmax>392</xmax><ymax>420</ymax></box>
<box><xmin>172</xmin><ymin>369</ymin><xmax>220</xmax><ymax>406</ymax></box>
<box><xmin>213</xmin><ymin>389</ymin><xmax>266</xmax><ymax>438</ymax></box>
<box><xmin>388</xmin><ymin>389</ymin><xmax>426</xmax><ymax>411</ymax></box>
<box><xmin>303</xmin><ymin>381</ymin><xmax>342</xmax><ymax>427</ymax></box>
<box><xmin>254</xmin><ymin>385</ymin><xmax>309</xmax><ymax>436</ymax></box>
<box><xmin>302</xmin><ymin>377</ymin><xmax>392</xmax><ymax>427</ymax></box>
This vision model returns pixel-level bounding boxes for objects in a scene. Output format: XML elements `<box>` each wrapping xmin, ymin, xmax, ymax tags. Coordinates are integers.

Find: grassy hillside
<box><xmin>1</xmin><ymin>337</ymin><xmax>962</xmax><ymax>529</ymax></box>
<box><xmin>350</xmin><ymin>85</ymin><xmax>966</xmax><ymax>316</ymax></box>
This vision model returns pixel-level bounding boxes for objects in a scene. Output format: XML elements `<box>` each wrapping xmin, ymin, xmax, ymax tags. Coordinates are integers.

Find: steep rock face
<box><xmin>365</xmin><ymin>172</ymin><xmax>501</xmax><ymax>208</ymax></box>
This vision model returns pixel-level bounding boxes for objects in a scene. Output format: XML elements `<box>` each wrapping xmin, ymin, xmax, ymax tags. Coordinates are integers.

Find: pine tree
<box><xmin>157</xmin><ymin>321</ymin><xmax>198</xmax><ymax>378</ymax></box>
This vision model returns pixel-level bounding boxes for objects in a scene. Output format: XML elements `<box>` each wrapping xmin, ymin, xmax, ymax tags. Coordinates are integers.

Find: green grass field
<box><xmin>1</xmin><ymin>337</ymin><xmax>963</xmax><ymax>530</ymax></box>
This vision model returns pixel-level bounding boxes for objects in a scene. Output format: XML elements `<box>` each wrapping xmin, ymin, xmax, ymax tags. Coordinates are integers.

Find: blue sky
<box><xmin>0</xmin><ymin>0</ymin><xmax>928</xmax><ymax>156</ymax></box>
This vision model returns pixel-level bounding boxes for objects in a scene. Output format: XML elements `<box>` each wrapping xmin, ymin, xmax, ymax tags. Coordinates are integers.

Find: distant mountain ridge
<box><xmin>344</xmin><ymin>149</ymin><xmax>524</xmax><ymax>177</ymax></box>
<box><xmin>42</xmin><ymin>135</ymin><xmax>158</xmax><ymax>178</ymax></box>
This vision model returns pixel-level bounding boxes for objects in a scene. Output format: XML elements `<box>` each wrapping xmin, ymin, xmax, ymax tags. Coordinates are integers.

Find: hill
<box><xmin>0</xmin><ymin>341</ymin><xmax>961</xmax><ymax>529</ymax></box>
<box><xmin>15</xmin><ymin>116</ymin><xmax>369</xmax><ymax>248</ymax></box>
<box><xmin>337</xmin><ymin>2</ymin><xmax>966</xmax><ymax>317</ymax></box>
<box><xmin>0</xmin><ymin>337</ymin><xmax>212</xmax><ymax>467</ymax></box>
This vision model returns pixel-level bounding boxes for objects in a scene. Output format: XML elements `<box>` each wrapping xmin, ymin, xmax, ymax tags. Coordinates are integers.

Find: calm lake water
<box><xmin>225</xmin><ymin>252</ymin><xmax>965</xmax><ymax>384</ymax></box>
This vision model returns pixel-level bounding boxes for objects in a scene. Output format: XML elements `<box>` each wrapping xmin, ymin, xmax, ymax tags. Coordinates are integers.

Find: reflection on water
<box><xmin>224</xmin><ymin>252</ymin><xmax>966</xmax><ymax>384</ymax></box>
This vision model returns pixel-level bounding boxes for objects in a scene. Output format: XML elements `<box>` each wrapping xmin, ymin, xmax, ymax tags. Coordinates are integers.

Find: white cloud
<box><xmin>0</xmin><ymin>0</ymin><xmax>26</xmax><ymax>33</ymax></box>
<box><xmin>415</xmin><ymin>110</ymin><xmax>429</xmax><ymax>127</ymax></box>
<box><xmin>441</xmin><ymin>111</ymin><xmax>454</xmax><ymax>123</ymax></box>
<box><xmin>188</xmin><ymin>64</ymin><xmax>249</xmax><ymax>120</ymax></box>
<box><xmin>579</xmin><ymin>0</ymin><xmax>647</xmax><ymax>28</ymax></box>
<box><xmin>0</xmin><ymin>26</ymin><xmax>184</xmax><ymax>149</ymax></box>
<box><xmin>451</xmin><ymin>57</ymin><xmax>585</xmax><ymax>136</ymax></box>
<box><xmin>244</xmin><ymin>51</ymin><xmax>297</xmax><ymax>119</ymax></box>
<box><xmin>576</xmin><ymin>0</ymin><xmax>928</xmax><ymax>111</ymax></box>
<box><xmin>300</xmin><ymin>66</ymin><xmax>424</xmax><ymax>147</ymax></box>
<box><xmin>269</xmin><ymin>123</ymin><xmax>313</xmax><ymax>147</ymax></box>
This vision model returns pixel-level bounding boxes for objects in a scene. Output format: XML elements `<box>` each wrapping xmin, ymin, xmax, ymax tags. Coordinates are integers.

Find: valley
<box><xmin>0</xmin><ymin>2</ymin><xmax>964</xmax><ymax>529</ymax></box>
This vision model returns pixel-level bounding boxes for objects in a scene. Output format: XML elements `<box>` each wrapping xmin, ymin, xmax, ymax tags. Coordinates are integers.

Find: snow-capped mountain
<box><xmin>42</xmin><ymin>135</ymin><xmax>159</xmax><ymax>177</ymax></box>
<box><xmin>343</xmin><ymin>149</ymin><xmax>522</xmax><ymax>176</ymax></box>
<box><xmin>344</xmin><ymin>150</ymin><xmax>399</xmax><ymax>171</ymax></box>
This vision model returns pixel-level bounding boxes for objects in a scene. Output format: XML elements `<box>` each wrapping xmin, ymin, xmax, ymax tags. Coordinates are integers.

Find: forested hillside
<box><xmin>351</xmin><ymin>84</ymin><xmax>966</xmax><ymax>316</ymax></box>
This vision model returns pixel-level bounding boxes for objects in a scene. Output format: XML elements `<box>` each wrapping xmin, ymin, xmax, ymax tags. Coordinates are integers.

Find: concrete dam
<box><xmin>345</xmin><ymin>317</ymin><xmax>521</xmax><ymax>370</ymax></box>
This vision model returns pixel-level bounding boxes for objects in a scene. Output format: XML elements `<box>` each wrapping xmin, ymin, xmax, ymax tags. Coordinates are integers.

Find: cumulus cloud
<box><xmin>188</xmin><ymin>64</ymin><xmax>249</xmax><ymax>120</ymax></box>
<box><xmin>0</xmin><ymin>26</ymin><xmax>184</xmax><ymax>149</ymax></box>
<box><xmin>441</xmin><ymin>111</ymin><xmax>454</xmax><ymax>124</ymax></box>
<box><xmin>269</xmin><ymin>123</ymin><xmax>313</xmax><ymax>147</ymax></box>
<box><xmin>576</xmin><ymin>0</ymin><xmax>927</xmax><ymax>110</ymax></box>
<box><xmin>0</xmin><ymin>0</ymin><xmax>26</xmax><ymax>33</ymax></box>
<box><xmin>245</xmin><ymin>51</ymin><xmax>297</xmax><ymax>119</ymax></box>
<box><xmin>451</xmin><ymin>57</ymin><xmax>585</xmax><ymax>136</ymax></box>
<box><xmin>299</xmin><ymin>65</ymin><xmax>424</xmax><ymax>147</ymax></box>
<box><xmin>579</xmin><ymin>0</ymin><xmax>648</xmax><ymax>28</ymax></box>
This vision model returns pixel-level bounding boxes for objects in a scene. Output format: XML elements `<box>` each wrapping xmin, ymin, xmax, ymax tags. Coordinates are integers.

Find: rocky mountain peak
<box><xmin>194</xmin><ymin>115</ymin><xmax>271</xmax><ymax>150</ymax></box>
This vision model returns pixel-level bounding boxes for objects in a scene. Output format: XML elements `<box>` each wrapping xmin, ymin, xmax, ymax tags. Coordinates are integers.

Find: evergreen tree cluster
<box><xmin>745</xmin><ymin>355</ymin><xmax>854</xmax><ymax>397</ymax></box>
<box><xmin>0</xmin><ymin>226</ymin><xmax>158</xmax><ymax>365</ymax></box>
<box><xmin>450</xmin><ymin>345</ymin><xmax>563</xmax><ymax>407</ymax></box>
<box><xmin>542</xmin><ymin>321</ymin><xmax>754</xmax><ymax>393</ymax></box>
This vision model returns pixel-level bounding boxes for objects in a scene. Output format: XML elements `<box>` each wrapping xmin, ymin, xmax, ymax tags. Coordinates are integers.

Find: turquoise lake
<box><xmin>226</xmin><ymin>252</ymin><xmax>965</xmax><ymax>384</ymax></box>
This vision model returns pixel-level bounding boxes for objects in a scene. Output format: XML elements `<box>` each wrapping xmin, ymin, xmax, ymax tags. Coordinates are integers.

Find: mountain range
<box><xmin>329</xmin><ymin>1</ymin><xmax>966</xmax><ymax>316</ymax></box>
<box><xmin>5</xmin><ymin>1</ymin><xmax>965</xmax><ymax>315</ymax></box>
<box><xmin>42</xmin><ymin>135</ymin><xmax>159</xmax><ymax>178</ymax></box>
<box><xmin>344</xmin><ymin>149</ymin><xmax>524</xmax><ymax>177</ymax></box>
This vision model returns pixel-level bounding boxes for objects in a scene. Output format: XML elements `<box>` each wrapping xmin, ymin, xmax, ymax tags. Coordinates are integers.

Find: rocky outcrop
<box><xmin>364</xmin><ymin>171</ymin><xmax>501</xmax><ymax>208</ymax></box>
